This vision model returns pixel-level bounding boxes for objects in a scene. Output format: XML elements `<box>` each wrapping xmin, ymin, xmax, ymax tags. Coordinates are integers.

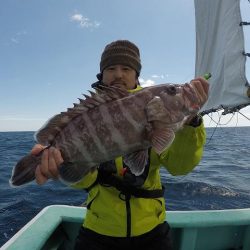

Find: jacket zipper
<box><xmin>125</xmin><ymin>194</ymin><xmax>131</xmax><ymax>237</ymax></box>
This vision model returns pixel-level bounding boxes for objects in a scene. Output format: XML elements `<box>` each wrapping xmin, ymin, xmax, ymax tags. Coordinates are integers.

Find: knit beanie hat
<box><xmin>100</xmin><ymin>40</ymin><xmax>142</xmax><ymax>75</ymax></box>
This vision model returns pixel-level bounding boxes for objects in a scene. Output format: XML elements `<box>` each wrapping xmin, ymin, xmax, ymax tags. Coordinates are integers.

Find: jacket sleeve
<box><xmin>159</xmin><ymin>122</ymin><xmax>206</xmax><ymax>176</ymax></box>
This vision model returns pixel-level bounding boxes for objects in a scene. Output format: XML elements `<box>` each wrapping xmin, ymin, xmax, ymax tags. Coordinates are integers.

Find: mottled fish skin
<box><xmin>10</xmin><ymin>83</ymin><xmax>201</xmax><ymax>186</ymax></box>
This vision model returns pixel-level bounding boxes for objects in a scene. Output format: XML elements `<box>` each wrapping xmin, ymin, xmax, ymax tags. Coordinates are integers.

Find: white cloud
<box><xmin>10</xmin><ymin>30</ymin><xmax>27</xmax><ymax>44</ymax></box>
<box><xmin>16</xmin><ymin>31</ymin><xmax>27</xmax><ymax>36</ymax></box>
<box><xmin>139</xmin><ymin>78</ymin><xmax>156</xmax><ymax>87</ymax></box>
<box><xmin>11</xmin><ymin>38</ymin><xmax>19</xmax><ymax>44</ymax></box>
<box><xmin>151</xmin><ymin>74</ymin><xmax>169</xmax><ymax>79</ymax></box>
<box><xmin>70</xmin><ymin>14</ymin><xmax>100</xmax><ymax>28</ymax></box>
<box><xmin>71</xmin><ymin>14</ymin><xmax>83</xmax><ymax>22</ymax></box>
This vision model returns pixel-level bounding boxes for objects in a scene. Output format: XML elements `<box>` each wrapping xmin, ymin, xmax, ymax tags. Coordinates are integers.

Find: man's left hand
<box><xmin>185</xmin><ymin>77</ymin><xmax>209</xmax><ymax>125</ymax></box>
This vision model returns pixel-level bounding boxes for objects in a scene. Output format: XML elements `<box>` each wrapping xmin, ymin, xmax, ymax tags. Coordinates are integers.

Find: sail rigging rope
<box><xmin>241</xmin><ymin>2</ymin><xmax>250</xmax><ymax>57</ymax></box>
<box><xmin>238</xmin><ymin>111</ymin><xmax>250</xmax><ymax>121</ymax></box>
<box><xmin>205</xmin><ymin>110</ymin><xmax>248</xmax><ymax>145</ymax></box>
<box><xmin>205</xmin><ymin>111</ymin><xmax>242</xmax><ymax>127</ymax></box>
<box><xmin>206</xmin><ymin>113</ymin><xmax>221</xmax><ymax>145</ymax></box>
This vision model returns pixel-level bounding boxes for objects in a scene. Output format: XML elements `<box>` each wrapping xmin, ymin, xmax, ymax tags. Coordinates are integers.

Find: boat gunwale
<box><xmin>1</xmin><ymin>205</ymin><xmax>250</xmax><ymax>249</ymax></box>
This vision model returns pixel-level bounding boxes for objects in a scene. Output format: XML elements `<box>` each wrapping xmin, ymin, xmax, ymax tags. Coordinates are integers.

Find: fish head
<box><xmin>157</xmin><ymin>83</ymin><xmax>201</xmax><ymax>116</ymax></box>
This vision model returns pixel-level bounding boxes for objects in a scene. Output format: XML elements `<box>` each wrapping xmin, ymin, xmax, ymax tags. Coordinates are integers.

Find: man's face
<box><xmin>102</xmin><ymin>64</ymin><xmax>138</xmax><ymax>90</ymax></box>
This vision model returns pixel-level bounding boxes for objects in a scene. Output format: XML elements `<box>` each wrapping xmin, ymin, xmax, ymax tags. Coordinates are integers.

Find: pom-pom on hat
<box><xmin>100</xmin><ymin>40</ymin><xmax>142</xmax><ymax>75</ymax></box>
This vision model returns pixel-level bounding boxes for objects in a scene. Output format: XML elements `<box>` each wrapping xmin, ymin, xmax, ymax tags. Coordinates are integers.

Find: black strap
<box><xmin>85</xmin><ymin>150</ymin><xmax>165</xmax><ymax>198</ymax></box>
<box><xmin>102</xmin><ymin>173</ymin><xmax>165</xmax><ymax>198</ymax></box>
<box><xmin>87</xmin><ymin>171</ymin><xmax>164</xmax><ymax>198</ymax></box>
<box><xmin>85</xmin><ymin>169</ymin><xmax>165</xmax><ymax>198</ymax></box>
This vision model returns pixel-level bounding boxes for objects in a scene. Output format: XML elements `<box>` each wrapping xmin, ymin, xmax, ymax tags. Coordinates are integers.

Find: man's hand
<box><xmin>185</xmin><ymin>77</ymin><xmax>209</xmax><ymax>125</ymax></box>
<box><xmin>31</xmin><ymin>144</ymin><xmax>63</xmax><ymax>185</ymax></box>
<box><xmin>190</xmin><ymin>77</ymin><xmax>209</xmax><ymax>108</ymax></box>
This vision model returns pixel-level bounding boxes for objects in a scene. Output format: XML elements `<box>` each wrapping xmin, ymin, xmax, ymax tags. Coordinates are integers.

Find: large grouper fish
<box><xmin>10</xmin><ymin>82</ymin><xmax>203</xmax><ymax>186</ymax></box>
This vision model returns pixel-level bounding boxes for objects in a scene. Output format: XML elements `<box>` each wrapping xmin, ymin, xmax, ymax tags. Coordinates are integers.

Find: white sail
<box><xmin>194</xmin><ymin>0</ymin><xmax>250</xmax><ymax>114</ymax></box>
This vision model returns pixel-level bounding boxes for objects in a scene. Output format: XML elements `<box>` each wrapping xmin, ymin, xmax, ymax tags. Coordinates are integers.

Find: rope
<box><xmin>238</xmin><ymin>111</ymin><xmax>250</xmax><ymax>121</ymax></box>
<box><xmin>206</xmin><ymin>113</ymin><xmax>221</xmax><ymax>145</ymax></box>
<box><xmin>204</xmin><ymin>109</ymin><xmax>249</xmax><ymax>144</ymax></box>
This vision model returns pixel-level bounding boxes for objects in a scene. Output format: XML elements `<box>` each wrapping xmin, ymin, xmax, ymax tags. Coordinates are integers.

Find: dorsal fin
<box><xmin>35</xmin><ymin>86</ymin><xmax>129</xmax><ymax>145</ymax></box>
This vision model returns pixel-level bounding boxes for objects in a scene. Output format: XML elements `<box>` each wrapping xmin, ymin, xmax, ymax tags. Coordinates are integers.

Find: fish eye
<box><xmin>166</xmin><ymin>85</ymin><xmax>177</xmax><ymax>96</ymax></box>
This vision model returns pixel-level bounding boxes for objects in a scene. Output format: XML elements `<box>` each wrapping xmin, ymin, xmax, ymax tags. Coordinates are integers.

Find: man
<box><xmin>32</xmin><ymin>40</ymin><xmax>209</xmax><ymax>250</ymax></box>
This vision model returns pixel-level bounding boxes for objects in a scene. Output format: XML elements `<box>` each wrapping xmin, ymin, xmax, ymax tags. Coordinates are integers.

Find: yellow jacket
<box><xmin>72</xmin><ymin>85</ymin><xmax>207</xmax><ymax>237</ymax></box>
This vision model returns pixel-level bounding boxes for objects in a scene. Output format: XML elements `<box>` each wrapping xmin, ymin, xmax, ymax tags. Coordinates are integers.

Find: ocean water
<box><xmin>0</xmin><ymin>127</ymin><xmax>250</xmax><ymax>246</ymax></box>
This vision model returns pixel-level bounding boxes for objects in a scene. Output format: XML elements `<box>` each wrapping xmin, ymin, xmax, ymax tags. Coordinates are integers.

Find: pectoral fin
<box><xmin>151</xmin><ymin>128</ymin><xmax>175</xmax><ymax>155</ymax></box>
<box><xmin>123</xmin><ymin>149</ymin><xmax>149</xmax><ymax>176</ymax></box>
<box><xmin>59</xmin><ymin>162</ymin><xmax>97</xmax><ymax>184</ymax></box>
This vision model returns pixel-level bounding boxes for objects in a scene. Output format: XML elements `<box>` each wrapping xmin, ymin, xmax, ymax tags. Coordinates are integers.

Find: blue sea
<box><xmin>0</xmin><ymin>127</ymin><xmax>250</xmax><ymax>247</ymax></box>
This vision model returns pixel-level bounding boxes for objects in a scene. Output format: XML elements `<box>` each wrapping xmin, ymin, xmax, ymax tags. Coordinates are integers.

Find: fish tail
<box><xmin>10</xmin><ymin>154</ymin><xmax>41</xmax><ymax>187</ymax></box>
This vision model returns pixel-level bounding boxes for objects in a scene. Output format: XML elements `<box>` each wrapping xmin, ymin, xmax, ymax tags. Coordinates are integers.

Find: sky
<box><xmin>0</xmin><ymin>0</ymin><xmax>250</xmax><ymax>132</ymax></box>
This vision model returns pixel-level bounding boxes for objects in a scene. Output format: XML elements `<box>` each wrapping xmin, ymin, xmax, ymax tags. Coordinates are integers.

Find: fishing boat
<box><xmin>2</xmin><ymin>0</ymin><xmax>250</xmax><ymax>249</ymax></box>
<box><xmin>1</xmin><ymin>205</ymin><xmax>250</xmax><ymax>250</ymax></box>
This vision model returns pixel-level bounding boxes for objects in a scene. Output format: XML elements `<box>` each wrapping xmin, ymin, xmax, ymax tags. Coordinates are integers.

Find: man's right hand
<box><xmin>31</xmin><ymin>144</ymin><xmax>64</xmax><ymax>185</ymax></box>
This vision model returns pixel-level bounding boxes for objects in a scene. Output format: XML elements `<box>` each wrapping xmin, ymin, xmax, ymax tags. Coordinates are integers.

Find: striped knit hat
<box><xmin>100</xmin><ymin>40</ymin><xmax>142</xmax><ymax>75</ymax></box>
